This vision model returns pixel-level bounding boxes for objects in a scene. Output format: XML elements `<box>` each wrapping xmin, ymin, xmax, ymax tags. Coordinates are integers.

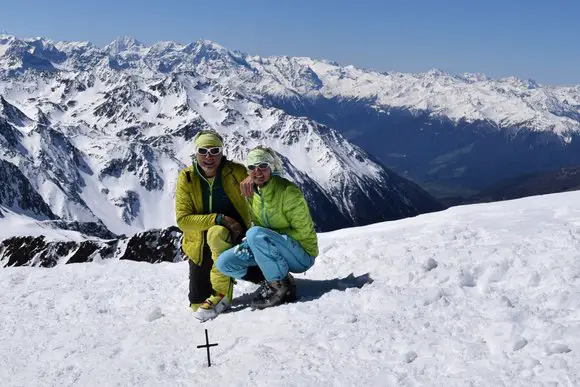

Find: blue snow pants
<box><xmin>216</xmin><ymin>226</ymin><xmax>315</xmax><ymax>282</ymax></box>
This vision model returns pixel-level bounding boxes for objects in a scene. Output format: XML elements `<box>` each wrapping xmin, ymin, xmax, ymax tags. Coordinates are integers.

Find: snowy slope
<box><xmin>0</xmin><ymin>207</ymin><xmax>86</xmax><ymax>241</ymax></box>
<box><xmin>1</xmin><ymin>190</ymin><xmax>579</xmax><ymax>386</ymax></box>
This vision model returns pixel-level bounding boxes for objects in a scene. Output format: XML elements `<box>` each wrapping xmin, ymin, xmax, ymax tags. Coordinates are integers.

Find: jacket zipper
<box><xmin>197</xmin><ymin>172</ymin><xmax>215</xmax><ymax>262</ymax></box>
<box><xmin>208</xmin><ymin>178</ymin><xmax>214</xmax><ymax>212</ymax></box>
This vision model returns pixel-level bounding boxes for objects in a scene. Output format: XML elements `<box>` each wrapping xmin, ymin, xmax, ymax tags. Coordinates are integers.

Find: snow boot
<box><xmin>251</xmin><ymin>274</ymin><xmax>295</xmax><ymax>310</ymax></box>
<box><xmin>194</xmin><ymin>293</ymin><xmax>230</xmax><ymax>322</ymax></box>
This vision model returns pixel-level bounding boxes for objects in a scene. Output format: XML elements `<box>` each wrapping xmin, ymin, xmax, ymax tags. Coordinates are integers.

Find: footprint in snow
<box><xmin>459</xmin><ymin>271</ymin><xmax>476</xmax><ymax>287</ymax></box>
<box><xmin>512</xmin><ymin>338</ymin><xmax>528</xmax><ymax>351</ymax></box>
<box><xmin>500</xmin><ymin>296</ymin><xmax>514</xmax><ymax>308</ymax></box>
<box><xmin>404</xmin><ymin>351</ymin><xmax>417</xmax><ymax>363</ymax></box>
<box><xmin>423</xmin><ymin>258</ymin><xmax>438</xmax><ymax>272</ymax></box>
<box><xmin>545</xmin><ymin>343</ymin><xmax>571</xmax><ymax>355</ymax></box>
<box><xmin>528</xmin><ymin>272</ymin><xmax>541</xmax><ymax>287</ymax></box>
<box><xmin>423</xmin><ymin>289</ymin><xmax>443</xmax><ymax>306</ymax></box>
<box><xmin>146</xmin><ymin>307</ymin><xmax>164</xmax><ymax>322</ymax></box>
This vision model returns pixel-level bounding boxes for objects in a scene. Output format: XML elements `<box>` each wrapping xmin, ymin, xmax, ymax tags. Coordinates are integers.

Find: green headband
<box><xmin>194</xmin><ymin>132</ymin><xmax>224</xmax><ymax>148</ymax></box>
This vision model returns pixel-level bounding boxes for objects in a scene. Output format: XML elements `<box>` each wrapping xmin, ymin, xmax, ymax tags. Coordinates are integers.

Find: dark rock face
<box><xmin>35</xmin><ymin>125</ymin><xmax>91</xmax><ymax>193</ymax></box>
<box><xmin>0</xmin><ymin>226</ymin><xmax>185</xmax><ymax>268</ymax></box>
<box><xmin>112</xmin><ymin>190</ymin><xmax>141</xmax><ymax>225</ymax></box>
<box><xmin>119</xmin><ymin>226</ymin><xmax>182</xmax><ymax>263</ymax></box>
<box><xmin>0</xmin><ymin>117</ymin><xmax>23</xmax><ymax>148</ymax></box>
<box><xmin>172</xmin><ymin>117</ymin><xmax>211</xmax><ymax>141</ymax></box>
<box><xmin>1</xmin><ymin>96</ymin><xmax>31</xmax><ymax>126</ymax></box>
<box><xmin>0</xmin><ymin>117</ymin><xmax>98</xmax><ymax>222</ymax></box>
<box><xmin>0</xmin><ymin>159</ymin><xmax>57</xmax><ymax>220</ymax></box>
<box><xmin>99</xmin><ymin>144</ymin><xmax>163</xmax><ymax>191</ymax></box>
<box><xmin>0</xmin><ymin>236</ymin><xmax>60</xmax><ymax>267</ymax></box>
<box><xmin>93</xmin><ymin>84</ymin><xmax>159</xmax><ymax>120</ymax></box>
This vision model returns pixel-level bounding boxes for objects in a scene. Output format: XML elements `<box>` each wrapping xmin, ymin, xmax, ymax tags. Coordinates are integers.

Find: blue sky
<box><xmin>1</xmin><ymin>0</ymin><xmax>578</xmax><ymax>85</ymax></box>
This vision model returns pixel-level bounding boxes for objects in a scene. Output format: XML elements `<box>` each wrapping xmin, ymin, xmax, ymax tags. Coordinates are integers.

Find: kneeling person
<box><xmin>175</xmin><ymin>130</ymin><xmax>254</xmax><ymax>321</ymax></box>
<box><xmin>217</xmin><ymin>146</ymin><xmax>318</xmax><ymax>309</ymax></box>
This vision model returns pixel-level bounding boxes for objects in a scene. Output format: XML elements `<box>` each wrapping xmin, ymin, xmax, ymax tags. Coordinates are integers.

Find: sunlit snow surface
<box><xmin>2</xmin><ymin>191</ymin><xmax>579</xmax><ymax>386</ymax></box>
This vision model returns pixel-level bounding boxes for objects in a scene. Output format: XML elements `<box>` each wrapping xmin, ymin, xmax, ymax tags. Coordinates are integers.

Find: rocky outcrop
<box><xmin>0</xmin><ymin>226</ymin><xmax>184</xmax><ymax>268</ymax></box>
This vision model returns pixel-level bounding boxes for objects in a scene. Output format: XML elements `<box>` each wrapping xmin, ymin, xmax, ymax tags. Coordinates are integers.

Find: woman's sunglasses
<box><xmin>197</xmin><ymin>147</ymin><xmax>222</xmax><ymax>156</ymax></box>
<box><xmin>247</xmin><ymin>162</ymin><xmax>270</xmax><ymax>171</ymax></box>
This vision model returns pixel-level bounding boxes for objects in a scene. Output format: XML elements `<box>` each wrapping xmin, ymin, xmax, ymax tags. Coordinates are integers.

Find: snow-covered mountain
<box><xmin>37</xmin><ymin>34</ymin><xmax>576</xmax><ymax>198</ymax></box>
<box><xmin>0</xmin><ymin>157</ymin><xmax>57</xmax><ymax>220</ymax></box>
<box><xmin>160</xmin><ymin>44</ymin><xmax>580</xmax><ymax>135</ymax></box>
<box><xmin>2</xmin><ymin>190</ymin><xmax>579</xmax><ymax>386</ymax></box>
<box><xmin>198</xmin><ymin>47</ymin><xmax>580</xmax><ymax>197</ymax></box>
<box><xmin>2</xmin><ymin>34</ymin><xmax>579</xmax><ymax>203</ymax></box>
<box><xmin>0</xmin><ymin>34</ymin><xmax>443</xmax><ymax>237</ymax></box>
<box><xmin>5</xmin><ymin>33</ymin><xmax>577</xmax><ymax>199</ymax></box>
<box><xmin>7</xmin><ymin>33</ymin><xmax>577</xmax><ymax>133</ymax></box>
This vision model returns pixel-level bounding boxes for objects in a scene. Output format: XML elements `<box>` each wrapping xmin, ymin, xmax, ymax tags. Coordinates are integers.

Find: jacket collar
<box><xmin>256</xmin><ymin>176</ymin><xmax>278</xmax><ymax>195</ymax></box>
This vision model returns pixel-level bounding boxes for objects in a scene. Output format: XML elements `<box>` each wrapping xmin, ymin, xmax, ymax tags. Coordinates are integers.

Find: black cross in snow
<box><xmin>197</xmin><ymin>329</ymin><xmax>218</xmax><ymax>367</ymax></box>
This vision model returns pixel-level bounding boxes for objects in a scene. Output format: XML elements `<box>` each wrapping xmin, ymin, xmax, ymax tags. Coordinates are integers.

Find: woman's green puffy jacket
<box><xmin>248</xmin><ymin>176</ymin><xmax>318</xmax><ymax>257</ymax></box>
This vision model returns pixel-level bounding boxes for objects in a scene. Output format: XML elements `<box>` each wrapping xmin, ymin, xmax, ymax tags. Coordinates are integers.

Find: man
<box><xmin>217</xmin><ymin>146</ymin><xmax>318</xmax><ymax>309</ymax></box>
<box><xmin>175</xmin><ymin>130</ymin><xmax>263</xmax><ymax>321</ymax></box>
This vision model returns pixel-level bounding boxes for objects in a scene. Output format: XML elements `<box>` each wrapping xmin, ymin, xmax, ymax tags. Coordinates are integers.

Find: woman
<box><xmin>216</xmin><ymin>146</ymin><xmax>318</xmax><ymax>309</ymax></box>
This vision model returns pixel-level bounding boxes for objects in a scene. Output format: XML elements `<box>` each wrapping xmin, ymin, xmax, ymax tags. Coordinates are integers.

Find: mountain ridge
<box><xmin>5</xmin><ymin>34</ymin><xmax>580</xmax><ymax>199</ymax></box>
<box><xmin>2</xmin><ymin>34</ymin><xmax>579</xmax><ymax>134</ymax></box>
<box><xmin>0</xmin><ymin>35</ymin><xmax>443</xmax><ymax>238</ymax></box>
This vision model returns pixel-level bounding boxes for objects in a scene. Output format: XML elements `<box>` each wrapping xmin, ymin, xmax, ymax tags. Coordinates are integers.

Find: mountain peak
<box><xmin>499</xmin><ymin>76</ymin><xmax>539</xmax><ymax>89</ymax></box>
<box><xmin>105</xmin><ymin>36</ymin><xmax>144</xmax><ymax>55</ymax></box>
<box><xmin>459</xmin><ymin>72</ymin><xmax>491</xmax><ymax>83</ymax></box>
<box><xmin>2</xmin><ymin>34</ymin><xmax>579</xmax><ymax>135</ymax></box>
<box><xmin>196</xmin><ymin>39</ymin><xmax>227</xmax><ymax>51</ymax></box>
<box><xmin>182</xmin><ymin>39</ymin><xmax>232</xmax><ymax>57</ymax></box>
<box><xmin>0</xmin><ymin>33</ymin><xmax>15</xmax><ymax>43</ymax></box>
<box><xmin>424</xmin><ymin>68</ymin><xmax>452</xmax><ymax>78</ymax></box>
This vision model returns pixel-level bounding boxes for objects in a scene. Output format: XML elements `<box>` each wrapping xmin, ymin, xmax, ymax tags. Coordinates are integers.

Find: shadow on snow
<box><xmin>227</xmin><ymin>272</ymin><xmax>374</xmax><ymax>313</ymax></box>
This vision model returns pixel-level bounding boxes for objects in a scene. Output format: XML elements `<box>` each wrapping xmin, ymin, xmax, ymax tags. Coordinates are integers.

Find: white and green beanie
<box><xmin>246</xmin><ymin>146</ymin><xmax>284</xmax><ymax>176</ymax></box>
